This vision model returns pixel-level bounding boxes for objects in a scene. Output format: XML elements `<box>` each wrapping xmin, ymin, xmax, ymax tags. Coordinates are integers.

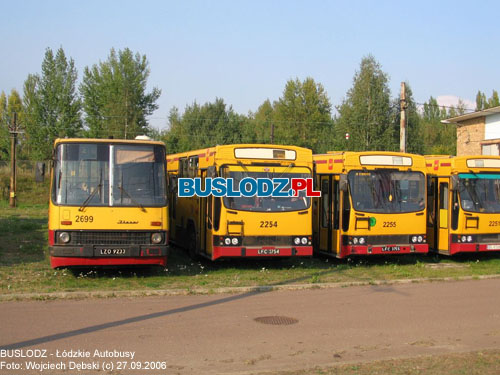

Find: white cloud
<box><xmin>436</xmin><ymin>95</ymin><xmax>475</xmax><ymax>112</ymax></box>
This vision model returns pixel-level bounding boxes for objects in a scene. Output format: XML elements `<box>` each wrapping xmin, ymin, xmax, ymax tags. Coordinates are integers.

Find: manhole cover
<box><xmin>254</xmin><ymin>316</ymin><xmax>298</xmax><ymax>325</ymax></box>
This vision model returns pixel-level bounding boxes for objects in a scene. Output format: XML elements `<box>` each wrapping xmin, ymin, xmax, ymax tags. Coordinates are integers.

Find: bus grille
<box><xmin>367</xmin><ymin>235</ymin><xmax>410</xmax><ymax>245</ymax></box>
<box><xmin>69</xmin><ymin>231</ymin><xmax>151</xmax><ymax>245</ymax></box>
<box><xmin>242</xmin><ymin>236</ymin><xmax>294</xmax><ymax>246</ymax></box>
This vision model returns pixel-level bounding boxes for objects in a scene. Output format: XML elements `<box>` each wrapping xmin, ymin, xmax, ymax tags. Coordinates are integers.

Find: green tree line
<box><xmin>1</xmin><ymin>49</ymin><xmax>496</xmax><ymax>161</ymax></box>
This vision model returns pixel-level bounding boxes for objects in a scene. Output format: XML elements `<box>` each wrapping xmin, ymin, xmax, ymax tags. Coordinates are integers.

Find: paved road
<box><xmin>1</xmin><ymin>279</ymin><xmax>500</xmax><ymax>374</ymax></box>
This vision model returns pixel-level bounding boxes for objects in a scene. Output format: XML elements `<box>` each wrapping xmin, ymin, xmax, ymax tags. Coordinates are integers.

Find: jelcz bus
<box><xmin>167</xmin><ymin>144</ymin><xmax>313</xmax><ymax>260</ymax></box>
<box><xmin>313</xmin><ymin>151</ymin><xmax>428</xmax><ymax>258</ymax></box>
<box><xmin>426</xmin><ymin>155</ymin><xmax>500</xmax><ymax>255</ymax></box>
<box><xmin>49</xmin><ymin>138</ymin><xmax>168</xmax><ymax>268</ymax></box>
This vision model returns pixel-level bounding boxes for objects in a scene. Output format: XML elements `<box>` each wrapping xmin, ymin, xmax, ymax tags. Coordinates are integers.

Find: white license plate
<box><xmin>381</xmin><ymin>246</ymin><xmax>401</xmax><ymax>252</ymax></box>
<box><xmin>487</xmin><ymin>244</ymin><xmax>500</xmax><ymax>250</ymax></box>
<box><xmin>100</xmin><ymin>248</ymin><xmax>127</xmax><ymax>255</ymax></box>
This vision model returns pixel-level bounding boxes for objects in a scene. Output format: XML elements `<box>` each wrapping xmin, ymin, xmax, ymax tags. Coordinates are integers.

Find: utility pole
<box><xmin>399</xmin><ymin>82</ymin><xmax>407</xmax><ymax>153</ymax></box>
<box><xmin>270</xmin><ymin>123</ymin><xmax>274</xmax><ymax>144</ymax></box>
<box><xmin>9</xmin><ymin>112</ymin><xmax>18</xmax><ymax>207</ymax></box>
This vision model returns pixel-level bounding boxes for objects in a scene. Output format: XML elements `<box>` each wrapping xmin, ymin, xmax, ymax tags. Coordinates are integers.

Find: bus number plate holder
<box><xmin>381</xmin><ymin>245</ymin><xmax>400</xmax><ymax>252</ymax></box>
<box><xmin>96</xmin><ymin>247</ymin><xmax>129</xmax><ymax>256</ymax></box>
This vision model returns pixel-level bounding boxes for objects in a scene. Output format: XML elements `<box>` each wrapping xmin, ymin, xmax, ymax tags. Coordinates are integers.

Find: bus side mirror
<box><xmin>207</xmin><ymin>166</ymin><xmax>217</xmax><ymax>178</ymax></box>
<box><xmin>450</xmin><ymin>174</ymin><xmax>459</xmax><ymax>191</ymax></box>
<box><xmin>339</xmin><ymin>174</ymin><xmax>348</xmax><ymax>192</ymax></box>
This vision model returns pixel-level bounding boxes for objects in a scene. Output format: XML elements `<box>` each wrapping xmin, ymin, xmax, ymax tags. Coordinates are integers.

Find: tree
<box><xmin>23</xmin><ymin>47</ymin><xmax>81</xmax><ymax>160</ymax></box>
<box><xmin>80</xmin><ymin>48</ymin><xmax>161</xmax><ymax>139</ymax></box>
<box><xmin>272</xmin><ymin>77</ymin><xmax>333</xmax><ymax>152</ymax></box>
<box><xmin>162</xmin><ymin>98</ymin><xmax>252</xmax><ymax>153</ymax></box>
<box><xmin>420</xmin><ymin>96</ymin><xmax>456</xmax><ymax>155</ymax></box>
<box><xmin>476</xmin><ymin>90</ymin><xmax>487</xmax><ymax>111</ymax></box>
<box><xmin>475</xmin><ymin>90</ymin><xmax>499</xmax><ymax>110</ymax></box>
<box><xmin>336</xmin><ymin>55</ymin><xmax>395</xmax><ymax>151</ymax></box>
<box><xmin>488</xmin><ymin>90</ymin><xmax>500</xmax><ymax>108</ymax></box>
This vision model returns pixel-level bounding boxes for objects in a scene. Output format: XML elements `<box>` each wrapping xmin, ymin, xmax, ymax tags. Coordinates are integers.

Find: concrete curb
<box><xmin>1</xmin><ymin>274</ymin><xmax>500</xmax><ymax>302</ymax></box>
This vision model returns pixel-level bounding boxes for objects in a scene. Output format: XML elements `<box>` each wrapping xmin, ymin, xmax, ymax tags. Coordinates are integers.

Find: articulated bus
<box><xmin>426</xmin><ymin>155</ymin><xmax>500</xmax><ymax>255</ymax></box>
<box><xmin>166</xmin><ymin>144</ymin><xmax>314</xmax><ymax>260</ymax></box>
<box><xmin>48</xmin><ymin>138</ymin><xmax>169</xmax><ymax>268</ymax></box>
<box><xmin>313</xmin><ymin>151</ymin><xmax>428</xmax><ymax>258</ymax></box>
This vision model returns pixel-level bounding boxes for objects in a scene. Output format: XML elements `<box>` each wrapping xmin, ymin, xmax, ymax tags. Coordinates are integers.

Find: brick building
<box><xmin>442</xmin><ymin>106</ymin><xmax>500</xmax><ymax>156</ymax></box>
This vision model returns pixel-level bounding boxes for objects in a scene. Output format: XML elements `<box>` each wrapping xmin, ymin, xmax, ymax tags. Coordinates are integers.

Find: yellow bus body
<box><xmin>425</xmin><ymin>155</ymin><xmax>500</xmax><ymax>255</ymax></box>
<box><xmin>313</xmin><ymin>151</ymin><xmax>428</xmax><ymax>258</ymax></box>
<box><xmin>167</xmin><ymin>144</ymin><xmax>313</xmax><ymax>260</ymax></box>
<box><xmin>48</xmin><ymin>138</ymin><xmax>168</xmax><ymax>268</ymax></box>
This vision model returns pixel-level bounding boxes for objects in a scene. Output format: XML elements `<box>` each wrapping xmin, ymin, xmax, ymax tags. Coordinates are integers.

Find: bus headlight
<box><xmin>461</xmin><ymin>235</ymin><xmax>467</xmax><ymax>243</ymax></box>
<box><xmin>359</xmin><ymin>237</ymin><xmax>366</xmax><ymax>245</ymax></box>
<box><xmin>59</xmin><ymin>232</ymin><xmax>70</xmax><ymax>244</ymax></box>
<box><xmin>231</xmin><ymin>237</ymin><xmax>239</xmax><ymax>246</ymax></box>
<box><xmin>411</xmin><ymin>236</ymin><xmax>417</xmax><ymax>243</ymax></box>
<box><xmin>151</xmin><ymin>233</ymin><xmax>163</xmax><ymax>244</ymax></box>
<box><xmin>224</xmin><ymin>237</ymin><xmax>231</xmax><ymax>245</ymax></box>
<box><xmin>417</xmin><ymin>236</ymin><xmax>423</xmax><ymax>243</ymax></box>
<box><xmin>301</xmin><ymin>237</ymin><xmax>308</xmax><ymax>245</ymax></box>
<box><xmin>353</xmin><ymin>237</ymin><xmax>359</xmax><ymax>245</ymax></box>
<box><xmin>294</xmin><ymin>237</ymin><xmax>301</xmax><ymax>245</ymax></box>
<box><xmin>467</xmin><ymin>235</ymin><xmax>473</xmax><ymax>243</ymax></box>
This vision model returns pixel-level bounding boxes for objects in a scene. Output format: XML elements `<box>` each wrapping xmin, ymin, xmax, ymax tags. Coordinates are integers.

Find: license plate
<box><xmin>99</xmin><ymin>248</ymin><xmax>128</xmax><ymax>256</ymax></box>
<box><xmin>487</xmin><ymin>244</ymin><xmax>500</xmax><ymax>250</ymax></box>
<box><xmin>257</xmin><ymin>249</ymin><xmax>280</xmax><ymax>255</ymax></box>
<box><xmin>381</xmin><ymin>245</ymin><xmax>400</xmax><ymax>252</ymax></box>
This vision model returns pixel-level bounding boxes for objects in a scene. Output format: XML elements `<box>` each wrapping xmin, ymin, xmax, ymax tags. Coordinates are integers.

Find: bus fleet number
<box><xmin>260</xmin><ymin>221</ymin><xmax>278</xmax><ymax>228</ymax></box>
<box><xmin>75</xmin><ymin>215</ymin><xmax>94</xmax><ymax>223</ymax></box>
<box><xmin>383</xmin><ymin>221</ymin><xmax>396</xmax><ymax>228</ymax></box>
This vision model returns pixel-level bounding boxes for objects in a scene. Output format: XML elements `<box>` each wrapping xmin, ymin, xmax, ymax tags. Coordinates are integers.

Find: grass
<box><xmin>257</xmin><ymin>350</ymin><xmax>500</xmax><ymax>375</ymax></box>
<box><xmin>1</xmin><ymin>202</ymin><xmax>500</xmax><ymax>296</ymax></box>
<box><xmin>0</xmin><ymin>173</ymin><xmax>500</xmax><ymax>296</ymax></box>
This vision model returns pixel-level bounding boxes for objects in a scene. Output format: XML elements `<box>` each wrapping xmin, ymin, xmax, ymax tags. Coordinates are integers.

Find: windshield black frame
<box><xmin>458</xmin><ymin>173</ymin><xmax>500</xmax><ymax>213</ymax></box>
<box><xmin>348</xmin><ymin>169</ymin><xmax>425</xmax><ymax>214</ymax></box>
<box><xmin>51</xmin><ymin>142</ymin><xmax>167</xmax><ymax>208</ymax></box>
<box><xmin>220</xmin><ymin>165</ymin><xmax>312</xmax><ymax>212</ymax></box>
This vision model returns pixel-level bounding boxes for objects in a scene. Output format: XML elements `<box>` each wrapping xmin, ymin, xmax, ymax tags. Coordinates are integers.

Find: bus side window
<box><xmin>188</xmin><ymin>156</ymin><xmax>199</xmax><ymax>178</ymax></box>
<box><xmin>213</xmin><ymin>197</ymin><xmax>221</xmax><ymax>231</ymax></box>
<box><xmin>179</xmin><ymin>158</ymin><xmax>188</xmax><ymax>177</ymax></box>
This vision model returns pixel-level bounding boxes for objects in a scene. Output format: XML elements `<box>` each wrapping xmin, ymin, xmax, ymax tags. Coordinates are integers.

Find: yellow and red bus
<box><xmin>426</xmin><ymin>155</ymin><xmax>500</xmax><ymax>255</ymax></box>
<box><xmin>167</xmin><ymin>144</ymin><xmax>313</xmax><ymax>260</ymax></box>
<box><xmin>313</xmin><ymin>151</ymin><xmax>428</xmax><ymax>257</ymax></box>
<box><xmin>48</xmin><ymin>138</ymin><xmax>168</xmax><ymax>268</ymax></box>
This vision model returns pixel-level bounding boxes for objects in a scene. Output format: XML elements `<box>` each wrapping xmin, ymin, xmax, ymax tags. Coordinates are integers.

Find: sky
<box><xmin>0</xmin><ymin>0</ymin><xmax>498</xmax><ymax>130</ymax></box>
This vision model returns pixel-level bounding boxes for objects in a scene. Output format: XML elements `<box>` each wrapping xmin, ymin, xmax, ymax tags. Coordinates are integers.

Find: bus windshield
<box><xmin>222</xmin><ymin>170</ymin><xmax>311</xmax><ymax>212</ymax></box>
<box><xmin>348</xmin><ymin>170</ymin><xmax>425</xmax><ymax>213</ymax></box>
<box><xmin>458</xmin><ymin>173</ymin><xmax>500</xmax><ymax>213</ymax></box>
<box><xmin>52</xmin><ymin>143</ymin><xmax>166</xmax><ymax>207</ymax></box>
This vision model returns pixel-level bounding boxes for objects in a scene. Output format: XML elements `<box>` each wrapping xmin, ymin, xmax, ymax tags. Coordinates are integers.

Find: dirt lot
<box><xmin>1</xmin><ymin>278</ymin><xmax>500</xmax><ymax>374</ymax></box>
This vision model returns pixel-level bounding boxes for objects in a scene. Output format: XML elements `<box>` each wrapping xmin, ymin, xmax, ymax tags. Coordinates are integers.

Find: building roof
<box><xmin>441</xmin><ymin>105</ymin><xmax>500</xmax><ymax>124</ymax></box>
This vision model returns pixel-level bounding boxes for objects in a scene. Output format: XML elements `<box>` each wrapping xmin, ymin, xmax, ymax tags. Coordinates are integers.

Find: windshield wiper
<box><xmin>79</xmin><ymin>183</ymin><xmax>101</xmax><ymax>212</ymax></box>
<box><xmin>79</xmin><ymin>169</ymin><xmax>103</xmax><ymax>212</ymax></box>
<box><xmin>118</xmin><ymin>185</ymin><xmax>146</xmax><ymax>212</ymax></box>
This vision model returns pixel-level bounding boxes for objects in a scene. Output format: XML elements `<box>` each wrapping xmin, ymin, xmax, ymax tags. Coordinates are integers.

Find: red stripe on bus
<box><xmin>314</xmin><ymin>160</ymin><xmax>327</xmax><ymax>164</ymax></box>
<box><xmin>441</xmin><ymin>163</ymin><xmax>451</xmax><ymax>167</ymax></box>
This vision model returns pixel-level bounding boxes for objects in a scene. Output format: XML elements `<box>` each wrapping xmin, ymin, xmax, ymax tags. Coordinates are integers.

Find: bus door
<box><xmin>437</xmin><ymin>179</ymin><xmax>450</xmax><ymax>252</ymax></box>
<box><xmin>319</xmin><ymin>175</ymin><xmax>332</xmax><ymax>253</ymax></box>
<box><xmin>319</xmin><ymin>175</ymin><xmax>340</xmax><ymax>254</ymax></box>
<box><xmin>199</xmin><ymin>170</ymin><xmax>207</xmax><ymax>254</ymax></box>
<box><xmin>204</xmin><ymin>196</ymin><xmax>214</xmax><ymax>256</ymax></box>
